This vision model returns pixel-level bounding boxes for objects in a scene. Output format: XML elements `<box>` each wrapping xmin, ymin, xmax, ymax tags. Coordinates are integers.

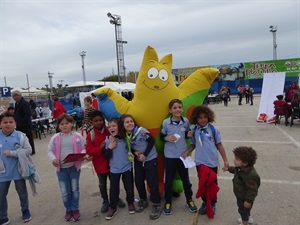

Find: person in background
<box><xmin>6</xmin><ymin>106</ymin><xmax>15</xmax><ymax>115</ymax></box>
<box><xmin>219</xmin><ymin>86</ymin><xmax>229</xmax><ymax>107</ymax></box>
<box><xmin>41</xmin><ymin>102</ymin><xmax>52</xmax><ymax>118</ymax></box>
<box><xmin>41</xmin><ymin>102</ymin><xmax>52</xmax><ymax>132</ymax></box>
<box><xmin>273</xmin><ymin>94</ymin><xmax>291</xmax><ymax>124</ymax></box>
<box><xmin>36</xmin><ymin>102</ymin><xmax>43</xmax><ymax>118</ymax></box>
<box><xmin>244</xmin><ymin>85</ymin><xmax>251</xmax><ymax>104</ymax></box>
<box><xmin>91</xmin><ymin>93</ymin><xmax>99</xmax><ymax>110</ymax></box>
<box><xmin>67</xmin><ymin>104</ymin><xmax>84</xmax><ymax>119</ymax></box>
<box><xmin>237</xmin><ymin>85</ymin><xmax>244</xmax><ymax>105</ymax></box>
<box><xmin>82</xmin><ymin>96</ymin><xmax>96</xmax><ymax>133</ymax></box>
<box><xmin>285</xmin><ymin>81</ymin><xmax>299</xmax><ymax>102</ymax></box>
<box><xmin>12</xmin><ymin>90</ymin><xmax>36</xmax><ymax>155</ymax></box>
<box><xmin>52</xmin><ymin>96</ymin><xmax>66</xmax><ymax>120</ymax></box>
<box><xmin>224</xmin><ymin>146</ymin><xmax>260</xmax><ymax>225</ymax></box>
<box><xmin>0</xmin><ymin>113</ymin><xmax>33</xmax><ymax>224</ymax></box>
<box><xmin>249</xmin><ymin>88</ymin><xmax>254</xmax><ymax>106</ymax></box>
<box><xmin>47</xmin><ymin>114</ymin><xmax>85</xmax><ymax>222</ymax></box>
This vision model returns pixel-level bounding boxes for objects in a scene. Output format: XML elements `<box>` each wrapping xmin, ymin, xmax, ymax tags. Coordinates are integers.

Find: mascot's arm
<box><xmin>93</xmin><ymin>87</ymin><xmax>130</xmax><ymax>120</ymax></box>
<box><xmin>178</xmin><ymin>67</ymin><xmax>219</xmax><ymax>100</ymax></box>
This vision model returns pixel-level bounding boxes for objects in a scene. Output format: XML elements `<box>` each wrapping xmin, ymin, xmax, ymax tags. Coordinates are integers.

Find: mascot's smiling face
<box><xmin>138</xmin><ymin>47</ymin><xmax>175</xmax><ymax>92</ymax></box>
<box><xmin>143</xmin><ymin>60</ymin><xmax>170</xmax><ymax>91</ymax></box>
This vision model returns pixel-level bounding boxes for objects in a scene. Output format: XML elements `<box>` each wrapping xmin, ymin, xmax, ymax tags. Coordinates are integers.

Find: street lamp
<box><xmin>107</xmin><ymin>12</ymin><xmax>127</xmax><ymax>84</ymax></box>
<box><xmin>79</xmin><ymin>51</ymin><xmax>87</xmax><ymax>87</ymax></box>
<box><xmin>269</xmin><ymin>25</ymin><xmax>278</xmax><ymax>60</ymax></box>
<box><xmin>48</xmin><ymin>71</ymin><xmax>54</xmax><ymax>95</ymax></box>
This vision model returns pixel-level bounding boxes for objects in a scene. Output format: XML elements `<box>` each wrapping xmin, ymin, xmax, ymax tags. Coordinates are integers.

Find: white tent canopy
<box><xmin>11</xmin><ymin>87</ymin><xmax>48</xmax><ymax>96</ymax></box>
<box><xmin>67</xmin><ymin>81</ymin><xmax>105</xmax><ymax>88</ymax></box>
<box><xmin>100</xmin><ymin>82</ymin><xmax>136</xmax><ymax>93</ymax></box>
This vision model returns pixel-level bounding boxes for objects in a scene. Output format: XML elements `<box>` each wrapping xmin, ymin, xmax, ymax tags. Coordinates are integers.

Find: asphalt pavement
<box><xmin>5</xmin><ymin>96</ymin><xmax>300</xmax><ymax>225</ymax></box>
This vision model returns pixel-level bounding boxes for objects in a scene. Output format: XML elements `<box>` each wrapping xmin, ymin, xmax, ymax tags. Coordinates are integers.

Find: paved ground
<box><xmin>5</xmin><ymin>96</ymin><xmax>300</xmax><ymax>225</ymax></box>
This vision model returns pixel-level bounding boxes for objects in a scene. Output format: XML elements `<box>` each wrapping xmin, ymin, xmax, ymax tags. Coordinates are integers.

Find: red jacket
<box><xmin>92</xmin><ymin>98</ymin><xmax>99</xmax><ymax>110</ymax></box>
<box><xmin>196</xmin><ymin>164</ymin><xmax>219</xmax><ymax>219</ymax></box>
<box><xmin>86</xmin><ymin>127</ymin><xmax>110</xmax><ymax>174</ymax></box>
<box><xmin>273</xmin><ymin>100</ymin><xmax>291</xmax><ymax>117</ymax></box>
<box><xmin>52</xmin><ymin>100</ymin><xmax>66</xmax><ymax>119</ymax></box>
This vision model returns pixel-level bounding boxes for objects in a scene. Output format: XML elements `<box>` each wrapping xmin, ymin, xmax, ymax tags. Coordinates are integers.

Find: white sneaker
<box><xmin>237</xmin><ymin>215</ymin><xmax>254</xmax><ymax>224</ymax></box>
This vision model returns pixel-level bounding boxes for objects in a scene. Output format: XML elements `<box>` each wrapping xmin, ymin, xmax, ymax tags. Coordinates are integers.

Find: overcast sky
<box><xmin>1</xmin><ymin>0</ymin><xmax>299</xmax><ymax>88</ymax></box>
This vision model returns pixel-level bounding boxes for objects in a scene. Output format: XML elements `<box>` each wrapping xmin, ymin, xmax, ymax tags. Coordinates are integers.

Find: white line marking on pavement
<box><xmin>222</xmin><ymin>140</ymin><xmax>292</xmax><ymax>144</ymax></box>
<box><xmin>274</xmin><ymin>125</ymin><xmax>300</xmax><ymax>149</ymax></box>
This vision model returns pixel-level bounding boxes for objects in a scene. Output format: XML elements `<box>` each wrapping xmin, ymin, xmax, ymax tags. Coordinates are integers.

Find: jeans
<box><xmin>57</xmin><ymin>166</ymin><xmax>81</xmax><ymax>211</ymax></box>
<box><xmin>0</xmin><ymin>179</ymin><xmax>29</xmax><ymax>219</ymax></box>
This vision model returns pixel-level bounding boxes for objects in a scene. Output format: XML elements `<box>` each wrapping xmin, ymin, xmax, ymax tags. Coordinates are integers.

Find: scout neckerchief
<box><xmin>125</xmin><ymin>126</ymin><xmax>142</xmax><ymax>162</ymax></box>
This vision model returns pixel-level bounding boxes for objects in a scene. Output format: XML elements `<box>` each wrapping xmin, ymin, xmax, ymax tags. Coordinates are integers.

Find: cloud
<box><xmin>0</xmin><ymin>0</ymin><xmax>299</xmax><ymax>88</ymax></box>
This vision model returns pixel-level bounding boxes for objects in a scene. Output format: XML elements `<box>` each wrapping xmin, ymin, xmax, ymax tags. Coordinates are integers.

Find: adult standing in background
<box><xmin>11</xmin><ymin>90</ymin><xmax>36</xmax><ymax>155</ymax></box>
<box><xmin>52</xmin><ymin>95</ymin><xmax>66</xmax><ymax>120</ymax></box>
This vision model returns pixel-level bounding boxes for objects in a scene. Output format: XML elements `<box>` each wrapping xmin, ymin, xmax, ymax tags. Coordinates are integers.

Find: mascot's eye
<box><xmin>147</xmin><ymin>68</ymin><xmax>159</xmax><ymax>79</ymax></box>
<box><xmin>159</xmin><ymin>69</ymin><xmax>168</xmax><ymax>81</ymax></box>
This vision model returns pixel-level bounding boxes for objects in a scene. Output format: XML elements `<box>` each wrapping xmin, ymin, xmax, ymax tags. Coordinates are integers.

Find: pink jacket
<box><xmin>48</xmin><ymin>132</ymin><xmax>85</xmax><ymax>171</ymax></box>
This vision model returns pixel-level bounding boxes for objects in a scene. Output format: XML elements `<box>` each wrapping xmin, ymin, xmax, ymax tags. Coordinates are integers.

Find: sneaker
<box><xmin>101</xmin><ymin>200</ymin><xmax>109</xmax><ymax>213</ymax></box>
<box><xmin>64</xmin><ymin>211</ymin><xmax>72</xmax><ymax>221</ymax></box>
<box><xmin>106</xmin><ymin>208</ymin><xmax>117</xmax><ymax>220</ymax></box>
<box><xmin>22</xmin><ymin>209</ymin><xmax>32</xmax><ymax>223</ymax></box>
<box><xmin>163</xmin><ymin>203</ymin><xmax>172</xmax><ymax>215</ymax></box>
<box><xmin>72</xmin><ymin>210</ymin><xmax>81</xmax><ymax>221</ymax></box>
<box><xmin>128</xmin><ymin>204</ymin><xmax>136</xmax><ymax>214</ymax></box>
<box><xmin>212</xmin><ymin>203</ymin><xmax>216</xmax><ymax>214</ymax></box>
<box><xmin>150</xmin><ymin>203</ymin><xmax>162</xmax><ymax>220</ymax></box>
<box><xmin>118</xmin><ymin>198</ymin><xmax>126</xmax><ymax>208</ymax></box>
<box><xmin>186</xmin><ymin>200</ymin><xmax>198</xmax><ymax>213</ymax></box>
<box><xmin>0</xmin><ymin>218</ymin><xmax>10</xmax><ymax>225</ymax></box>
<box><xmin>137</xmin><ymin>198</ymin><xmax>149</xmax><ymax>212</ymax></box>
<box><xmin>237</xmin><ymin>215</ymin><xmax>254</xmax><ymax>224</ymax></box>
<box><xmin>198</xmin><ymin>202</ymin><xmax>206</xmax><ymax>215</ymax></box>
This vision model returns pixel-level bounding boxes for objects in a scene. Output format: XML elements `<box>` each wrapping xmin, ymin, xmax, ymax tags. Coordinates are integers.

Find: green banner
<box><xmin>244</xmin><ymin>58</ymin><xmax>300</xmax><ymax>79</ymax></box>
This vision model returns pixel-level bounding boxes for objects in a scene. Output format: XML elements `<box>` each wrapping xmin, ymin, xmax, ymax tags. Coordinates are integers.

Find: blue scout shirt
<box><xmin>161</xmin><ymin>116</ymin><xmax>190</xmax><ymax>158</ymax></box>
<box><xmin>0</xmin><ymin>130</ymin><xmax>31</xmax><ymax>182</ymax></box>
<box><xmin>131</xmin><ymin>127</ymin><xmax>157</xmax><ymax>162</ymax></box>
<box><xmin>191</xmin><ymin>123</ymin><xmax>222</xmax><ymax>168</ymax></box>
<box><xmin>105</xmin><ymin>137</ymin><xmax>132</xmax><ymax>174</ymax></box>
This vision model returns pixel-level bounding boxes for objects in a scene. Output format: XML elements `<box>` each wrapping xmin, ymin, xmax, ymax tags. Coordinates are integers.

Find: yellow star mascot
<box><xmin>94</xmin><ymin>46</ymin><xmax>218</xmax><ymax>194</ymax></box>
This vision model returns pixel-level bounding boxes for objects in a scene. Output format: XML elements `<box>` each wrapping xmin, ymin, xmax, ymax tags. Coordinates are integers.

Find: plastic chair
<box><xmin>274</xmin><ymin>106</ymin><xmax>288</xmax><ymax>126</ymax></box>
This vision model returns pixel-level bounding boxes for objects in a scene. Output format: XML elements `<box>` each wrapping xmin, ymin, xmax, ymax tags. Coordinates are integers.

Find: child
<box><xmin>86</xmin><ymin>111</ymin><xmax>125</xmax><ymax>214</ymax></box>
<box><xmin>273</xmin><ymin>94</ymin><xmax>291</xmax><ymax>124</ymax></box>
<box><xmin>82</xmin><ymin>96</ymin><xmax>96</xmax><ymax>133</ymax></box>
<box><xmin>0</xmin><ymin>113</ymin><xmax>33</xmax><ymax>224</ymax></box>
<box><xmin>103</xmin><ymin>118</ymin><xmax>135</xmax><ymax>220</ymax></box>
<box><xmin>160</xmin><ymin>99</ymin><xmax>197</xmax><ymax>215</ymax></box>
<box><xmin>183</xmin><ymin>105</ymin><xmax>229</xmax><ymax>216</ymax></box>
<box><xmin>47</xmin><ymin>114</ymin><xmax>85</xmax><ymax>222</ymax></box>
<box><xmin>224</xmin><ymin>146</ymin><xmax>260</xmax><ymax>225</ymax></box>
<box><xmin>118</xmin><ymin>114</ymin><xmax>162</xmax><ymax>220</ymax></box>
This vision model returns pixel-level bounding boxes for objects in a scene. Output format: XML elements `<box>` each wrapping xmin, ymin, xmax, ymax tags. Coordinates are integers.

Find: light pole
<box><xmin>269</xmin><ymin>25</ymin><xmax>278</xmax><ymax>60</ymax></box>
<box><xmin>107</xmin><ymin>12</ymin><xmax>127</xmax><ymax>84</ymax></box>
<box><xmin>48</xmin><ymin>71</ymin><xmax>54</xmax><ymax>95</ymax></box>
<box><xmin>79</xmin><ymin>51</ymin><xmax>87</xmax><ymax>88</ymax></box>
